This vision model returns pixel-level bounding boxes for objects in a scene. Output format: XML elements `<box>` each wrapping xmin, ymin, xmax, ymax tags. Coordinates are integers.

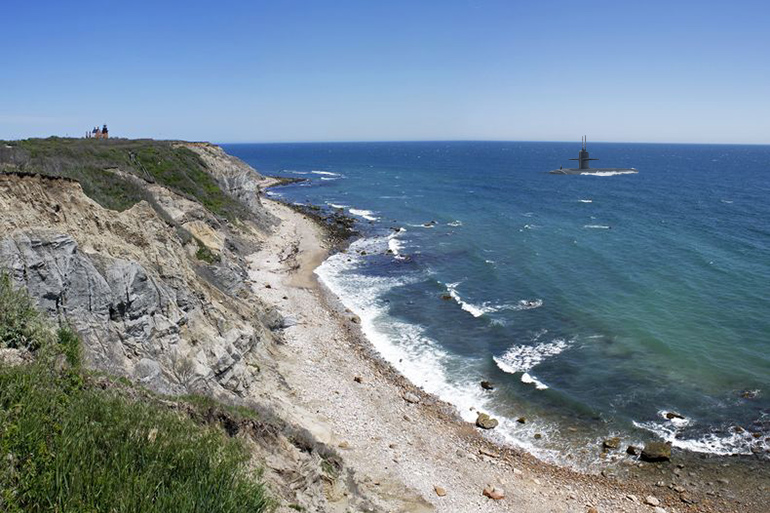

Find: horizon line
<box><xmin>3</xmin><ymin>135</ymin><xmax>769</xmax><ymax>147</ymax></box>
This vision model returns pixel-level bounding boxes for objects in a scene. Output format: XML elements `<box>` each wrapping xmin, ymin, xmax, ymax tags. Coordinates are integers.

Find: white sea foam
<box><xmin>326</xmin><ymin>202</ymin><xmax>349</xmax><ymax>209</ymax></box>
<box><xmin>493</xmin><ymin>339</ymin><xmax>571</xmax><ymax>390</ymax></box>
<box><xmin>580</xmin><ymin>171</ymin><xmax>637</xmax><ymax>176</ymax></box>
<box><xmin>445</xmin><ymin>282</ymin><xmax>493</xmax><ymax>318</ymax></box>
<box><xmin>349</xmin><ymin>209</ymin><xmax>379</xmax><ymax>221</ymax></box>
<box><xmin>285</xmin><ymin>170</ymin><xmax>309</xmax><ymax>175</ymax></box>
<box><xmin>511</xmin><ymin>299</ymin><xmax>543</xmax><ymax>310</ymax></box>
<box><xmin>584</xmin><ymin>225</ymin><xmax>610</xmax><ymax>229</ymax></box>
<box><xmin>447</xmin><ymin>220</ymin><xmax>463</xmax><ymax>227</ymax></box>
<box><xmin>315</xmin><ymin>238</ymin><xmax>562</xmax><ymax>463</ymax></box>
<box><xmin>311</xmin><ymin>170</ymin><xmax>341</xmax><ymax>177</ymax></box>
<box><xmin>520</xmin><ymin>372</ymin><xmax>549</xmax><ymax>390</ymax></box>
<box><xmin>632</xmin><ymin>410</ymin><xmax>767</xmax><ymax>456</ymax></box>
<box><xmin>578</xmin><ymin>199</ymin><xmax>593</xmax><ymax>203</ymax></box>
<box><xmin>387</xmin><ymin>229</ymin><xmax>405</xmax><ymax>257</ymax></box>
<box><xmin>320</xmin><ymin>177</ymin><xmax>338</xmax><ymax>181</ymax></box>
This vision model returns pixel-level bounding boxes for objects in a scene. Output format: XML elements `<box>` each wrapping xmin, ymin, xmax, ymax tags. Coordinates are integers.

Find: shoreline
<box><xmin>249</xmin><ymin>191</ymin><xmax>768</xmax><ymax>512</ymax></box>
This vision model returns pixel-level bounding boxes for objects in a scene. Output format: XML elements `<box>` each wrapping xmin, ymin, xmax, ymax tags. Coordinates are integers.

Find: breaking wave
<box><xmin>633</xmin><ymin>410</ymin><xmax>768</xmax><ymax>457</ymax></box>
<box><xmin>349</xmin><ymin>209</ymin><xmax>379</xmax><ymax>221</ymax></box>
<box><xmin>493</xmin><ymin>339</ymin><xmax>571</xmax><ymax>390</ymax></box>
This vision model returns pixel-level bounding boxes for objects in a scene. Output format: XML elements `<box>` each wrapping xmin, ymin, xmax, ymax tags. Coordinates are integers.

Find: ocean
<box><xmin>223</xmin><ymin>141</ymin><xmax>770</xmax><ymax>468</ymax></box>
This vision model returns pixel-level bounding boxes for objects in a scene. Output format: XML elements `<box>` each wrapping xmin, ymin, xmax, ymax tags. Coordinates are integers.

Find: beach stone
<box><xmin>534</xmin><ymin>433</ymin><xmax>542</xmax><ymax>439</ymax></box>
<box><xmin>602</xmin><ymin>437</ymin><xmax>621</xmax><ymax>450</ymax></box>
<box><xmin>476</xmin><ymin>413</ymin><xmax>499</xmax><ymax>430</ymax></box>
<box><xmin>482</xmin><ymin>485</ymin><xmax>504</xmax><ymax>500</ymax></box>
<box><xmin>337</xmin><ymin>441</ymin><xmax>349</xmax><ymax>449</ymax></box>
<box><xmin>644</xmin><ymin>495</ymin><xmax>660</xmax><ymax>506</ymax></box>
<box><xmin>641</xmin><ymin>442</ymin><xmax>672</xmax><ymax>462</ymax></box>
<box><xmin>517</xmin><ymin>417</ymin><xmax>527</xmax><ymax>424</ymax></box>
<box><xmin>626</xmin><ymin>445</ymin><xmax>640</xmax><ymax>456</ymax></box>
<box><xmin>653</xmin><ymin>508</ymin><xmax>666</xmax><ymax>513</ymax></box>
<box><xmin>587</xmin><ymin>508</ymin><xmax>599</xmax><ymax>513</ymax></box>
<box><xmin>480</xmin><ymin>380</ymin><xmax>495</xmax><ymax>390</ymax></box>
<box><xmin>434</xmin><ymin>485</ymin><xmax>446</xmax><ymax>497</ymax></box>
<box><xmin>402</xmin><ymin>392</ymin><xmax>421</xmax><ymax>404</ymax></box>
<box><xmin>353</xmin><ymin>376</ymin><xmax>363</xmax><ymax>383</ymax></box>
<box><xmin>480</xmin><ymin>447</ymin><xmax>499</xmax><ymax>458</ymax></box>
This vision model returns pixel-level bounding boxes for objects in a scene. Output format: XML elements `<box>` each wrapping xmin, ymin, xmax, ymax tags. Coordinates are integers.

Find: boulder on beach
<box><xmin>402</xmin><ymin>392</ymin><xmax>421</xmax><ymax>404</ymax></box>
<box><xmin>476</xmin><ymin>413</ymin><xmax>499</xmax><ymax>430</ymax></box>
<box><xmin>641</xmin><ymin>441</ymin><xmax>672</xmax><ymax>462</ymax></box>
<box><xmin>482</xmin><ymin>485</ymin><xmax>504</xmax><ymax>500</ymax></box>
<box><xmin>626</xmin><ymin>445</ymin><xmax>640</xmax><ymax>456</ymax></box>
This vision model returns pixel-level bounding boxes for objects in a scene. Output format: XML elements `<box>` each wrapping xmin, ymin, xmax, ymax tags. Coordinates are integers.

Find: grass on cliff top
<box><xmin>0</xmin><ymin>137</ymin><xmax>249</xmax><ymax>220</ymax></box>
<box><xmin>0</xmin><ymin>273</ymin><xmax>273</xmax><ymax>512</ymax></box>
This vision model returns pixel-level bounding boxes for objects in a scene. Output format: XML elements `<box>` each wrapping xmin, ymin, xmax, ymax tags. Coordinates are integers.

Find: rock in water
<box><xmin>603</xmin><ymin>437</ymin><xmax>621</xmax><ymax>450</ymax></box>
<box><xmin>641</xmin><ymin>442</ymin><xmax>672</xmax><ymax>462</ymax></box>
<box><xmin>482</xmin><ymin>485</ymin><xmax>504</xmax><ymax>500</ymax></box>
<box><xmin>476</xmin><ymin>413</ymin><xmax>499</xmax><ymax>429</ymax></box>
<box><xmin>665</xmin><ymin>411</ymin><xmax>684</xmax><ymax>420</ymax></box>
<box><xmin>480</xmin><ymin>380</ymin><xmax>495</xmax><ymax>390</ymax></box>
<box><xmin>626</xmin><ymin>445</ymin><xmax>640</xmax><ymax>456</ymax></box>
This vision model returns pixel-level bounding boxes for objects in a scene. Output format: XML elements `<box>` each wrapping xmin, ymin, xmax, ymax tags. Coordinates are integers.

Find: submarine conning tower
<box><xmin>570</xmin><ymin>136</ymin><xmax>599</xmax><ymax>170</ymax></box>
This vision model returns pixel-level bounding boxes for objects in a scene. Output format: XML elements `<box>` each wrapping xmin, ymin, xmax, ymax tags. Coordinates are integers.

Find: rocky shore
<box><xmin>1</xmin><ymin>139</ymin><xmax>766</xmax><ymax>512</ymax></box>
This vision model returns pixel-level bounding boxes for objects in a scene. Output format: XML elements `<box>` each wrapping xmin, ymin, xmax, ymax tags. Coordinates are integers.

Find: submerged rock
<box><xmin>641</xmin><ymin>442</ymin><xmax>672</xmax><ymax>462</ymax></box>
<box><xmin>476</xmin><ymin>413</ymin><xmax>499</xmax><ymax>430</ymax></box>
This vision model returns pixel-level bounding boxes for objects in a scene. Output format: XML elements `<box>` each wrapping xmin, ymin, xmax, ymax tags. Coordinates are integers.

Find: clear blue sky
<box><xmin>2</xmin><ymin>0</ymin><xmax>769</xmax><ymax>143</ymax></box>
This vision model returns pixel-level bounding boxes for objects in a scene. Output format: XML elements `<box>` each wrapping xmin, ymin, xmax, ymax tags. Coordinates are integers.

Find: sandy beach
<box><xmin>242</xmin><ymin>196</ymin><xmax>768</xmax><ymax>513</ymax></box>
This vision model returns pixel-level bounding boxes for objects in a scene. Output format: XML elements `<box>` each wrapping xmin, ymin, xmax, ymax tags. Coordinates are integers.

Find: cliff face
<box><xmin>0</xmin><ymin>169</ymin><xmax>277</xmax><ymax>398</ymax></box>
<box><xmin>179</xmin><ymin>142</ymin><xmax>276</xmax><ymax>229</ymax></box>
<box><xmin>0</xmin><ymin>141</ymin><xmax>394</xmax><ymax>511</ymax></box>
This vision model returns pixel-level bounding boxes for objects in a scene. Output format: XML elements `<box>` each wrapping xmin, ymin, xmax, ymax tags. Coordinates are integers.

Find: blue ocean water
<box><xmin>223</xmin><ymin>141</ymin><xmax>770</xmax><ymax>466</ymax></box>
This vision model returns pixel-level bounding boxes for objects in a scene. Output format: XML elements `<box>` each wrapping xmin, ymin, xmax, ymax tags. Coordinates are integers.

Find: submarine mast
<box><xmin>569</xmin><ymin>135</ymin><xmax>599</xmax><ymax>170</ymax></box>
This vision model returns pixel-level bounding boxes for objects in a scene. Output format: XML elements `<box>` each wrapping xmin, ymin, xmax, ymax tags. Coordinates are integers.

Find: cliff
<box><xmin>0</xmin><ymin>138</ymin><xmax>375</xmax><ymax>512</ymax></box>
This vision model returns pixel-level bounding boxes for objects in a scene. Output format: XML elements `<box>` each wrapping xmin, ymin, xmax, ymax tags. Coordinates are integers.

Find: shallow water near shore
<box><xmin>224</xmin><ymin>141</ymin><xmax>770</xmax><ymax>469</ymax></box>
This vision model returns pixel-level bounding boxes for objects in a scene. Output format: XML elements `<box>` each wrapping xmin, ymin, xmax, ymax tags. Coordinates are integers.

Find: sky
<box><xmin>1</xmin><ymin>0</ymin><xmax>769</xmax><ymax>144</ymax></box>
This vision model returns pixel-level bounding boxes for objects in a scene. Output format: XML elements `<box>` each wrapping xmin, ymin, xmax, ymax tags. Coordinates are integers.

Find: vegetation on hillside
<box><xmin>0</xmin><ymin>273</ymin><xmax>273</xmax><ymax>512</ymax></box>
<box><xmin>0</xmin><ymin>137</ymin><xmax>249</xmax><ymax>220</ymax></box>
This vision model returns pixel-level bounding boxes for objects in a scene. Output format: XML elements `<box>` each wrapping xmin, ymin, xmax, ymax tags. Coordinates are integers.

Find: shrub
<box><xmin>0</xmin><ymin>273</ymin><xmax>51</xmax><ymax>351</ymax></box>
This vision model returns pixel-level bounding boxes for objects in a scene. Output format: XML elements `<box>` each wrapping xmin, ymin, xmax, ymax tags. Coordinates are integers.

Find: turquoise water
<box><xmin>224</xmin><ymin>141</ymin><xmax>770</xmax><ymax>466</ymax></box>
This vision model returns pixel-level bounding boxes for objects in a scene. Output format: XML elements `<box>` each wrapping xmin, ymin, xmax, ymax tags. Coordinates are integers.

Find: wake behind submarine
<box><xmin>550</xmin><ymin>137</ymin><xmax>638</xmax><ymax>175</ymax></box>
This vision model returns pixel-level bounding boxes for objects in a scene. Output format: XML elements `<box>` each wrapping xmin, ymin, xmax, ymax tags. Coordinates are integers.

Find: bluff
<box><xmin>0</xmin><ymin>138</ymin><xmax>382</xmax><ymax>511</ymax></box>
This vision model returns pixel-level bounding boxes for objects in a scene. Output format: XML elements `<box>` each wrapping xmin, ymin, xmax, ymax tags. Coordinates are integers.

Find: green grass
<box><xmin>0</xmin><ymin>137</ymin><xmax>250</xmax><ymax>220</ymax></box>
<box><xmin>0</xmin><ymin>274</ymin><xmax>273</xmax><ymax>512</ymax></box>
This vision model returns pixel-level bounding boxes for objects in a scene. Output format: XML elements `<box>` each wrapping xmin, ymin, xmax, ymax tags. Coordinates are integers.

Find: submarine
<box><xmin>550</xmin><ymin>136</ymin><xmax>637</xmax><ymax>175</ymax></box>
